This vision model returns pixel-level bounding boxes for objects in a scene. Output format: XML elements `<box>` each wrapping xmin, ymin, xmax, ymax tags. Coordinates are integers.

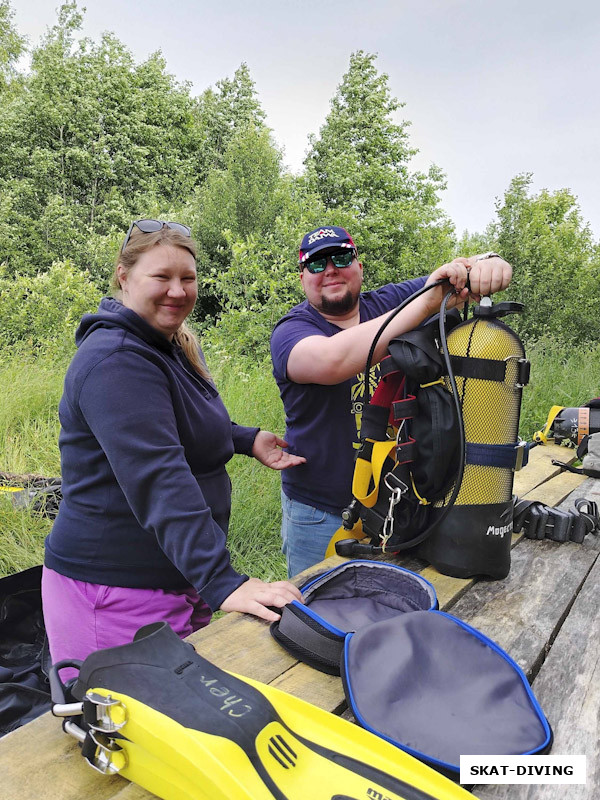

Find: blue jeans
<box><xmin>281</xmin><ymin>490</ymin><xmax>343</xmax><ymax>578</ymax></box>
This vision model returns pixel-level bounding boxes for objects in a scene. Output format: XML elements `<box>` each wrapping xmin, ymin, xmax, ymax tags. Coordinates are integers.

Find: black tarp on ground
<box><xmin>0</xmin><ymin>565</ymin><xmax>51</xmax><ymax>736</ymax></box>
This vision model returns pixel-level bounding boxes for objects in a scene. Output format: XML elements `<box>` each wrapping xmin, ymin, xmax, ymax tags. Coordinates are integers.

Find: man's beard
<box><xmin>315</xmin><ymin>287</ymin><xmax>359</xmax><ymax>315</ymax></box>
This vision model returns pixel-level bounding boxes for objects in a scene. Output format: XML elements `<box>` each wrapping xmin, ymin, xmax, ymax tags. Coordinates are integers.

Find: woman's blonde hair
<box><xmin>111</xmin><ymin>225</ymin><xmax>210</xmax><ymax>380</ymax></box>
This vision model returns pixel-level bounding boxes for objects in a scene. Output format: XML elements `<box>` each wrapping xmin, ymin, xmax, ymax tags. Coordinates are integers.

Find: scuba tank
<box><xmin>336</xmin><ymin>286</ymin><xmax>530</xmax><ymax>581</ymax></box>
<box><xmin>417</xmin><ymin>298</ymin><xmax>529</xmax><ymax>579</ymax></box>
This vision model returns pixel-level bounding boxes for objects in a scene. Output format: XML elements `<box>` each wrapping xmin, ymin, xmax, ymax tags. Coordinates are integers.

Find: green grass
<box><xmin>519</xmin><ymin>338</ymin><xmax>600</xmax><ymax>440</ymax></box>
<box><xmin>2</xmin><ymin>336</ymin><xmax>599</xmax><ymax>582</ymax></box>
<box><xmin>0</xmin><ymin>354</ymin><xmax>65</xmax><ymax>578</ymax></box>
<box><xmin>0</xmin><ymin>354</ymin><xmax>64</xmax><ymax>476</ymax></box>
<box><xmin>207</xmin><ymin>351</ymin><xmax>288</xmax><ymax>580</ymax></box>
<box><xmin>0</xmin><ymin>496</ymin><xmax>51</xmax><ymax>576</ymax></box>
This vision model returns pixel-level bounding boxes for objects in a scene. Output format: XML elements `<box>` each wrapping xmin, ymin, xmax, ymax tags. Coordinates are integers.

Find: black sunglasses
<box><xmin>304</xmin><ymin>249</ymin><xmax>356</xmax><ymax>274</ymax></box>
<box><xmin>121</xmin><ymin>219</ymin><xmax>192</xmax><ymax>253</ymax></box>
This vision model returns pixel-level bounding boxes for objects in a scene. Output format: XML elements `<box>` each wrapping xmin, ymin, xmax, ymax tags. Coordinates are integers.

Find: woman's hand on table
<box><xmin>220</xmin><ymin>577</ymin><xmax>304</xmax><ymax>622</ymax></box>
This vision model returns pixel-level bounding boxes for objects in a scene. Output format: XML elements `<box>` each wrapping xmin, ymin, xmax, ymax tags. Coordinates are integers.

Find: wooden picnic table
<box><xmin>1</xmin><ymin>442</ymin><xmax>598</xmax><ymax>800</ymax></box>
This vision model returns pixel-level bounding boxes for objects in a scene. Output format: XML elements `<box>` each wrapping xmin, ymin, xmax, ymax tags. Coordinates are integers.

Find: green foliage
<box><xmin>454</xmin><ymin>228</ymin><xmax>495</xmax><ymax>258</ymax></box>
<box><xmin>0</xmin><ymin>0</ymin><xmax>25</xmax><ymax>93</ymax></box>
<box><xmin>306</xmin><ymin>49</ymin><xmax>417</xmax><ymax>213</ymax></box>
<box><xmin>186</xmin><ymin>124</ymin><xmax>327</xmax><ymax>350</ymax></box>
<box><xmin>491</xmin><ymin>174</ymin><xmax>600</xmax><ymax>345</ymax></box>
<box><xmin>0</xmin><ymin>345</ymin><xmax>62</xmax><ymax>576</ymax></box>
<box><xmin>194</xmin><ymin>63</ymin><xmax>267</xmax><ymax>177</ymax></box>
<box><xmin>199</xmin><ymin>183</ymin><xmax>330</xmax><ymax>358</ymax></box>
<box><xmin>0</xmin><ymin>5</ymin><xmax>267</xmax><ymax>286</ymax></box>
<box><xmin>0</xmin><ymin>355</ymin><xmax>64</xmax><ymax>475</ymax></box>
<box><xmin>0</xmin><ymin>260</ymin><xmax>101</xmax><ymax>354</ymax></box>
<box><xmin>190</xmin><ymin>124</ymin><xmax>286</xmax><ymax>275</ymax></box>
<box><xmin>304</xmin><ymin>50</ymin><xmax>455</xmax><ymax>285</ymax></box>
<box><xmin>520</xmin><ymin>337</ymin><xmax>600</xmax><ymax>441</ymax></box>
<box><xmin>208</xmin><ymin>354</ymin><xmax>288</xmax><ymax>579</ymax></box>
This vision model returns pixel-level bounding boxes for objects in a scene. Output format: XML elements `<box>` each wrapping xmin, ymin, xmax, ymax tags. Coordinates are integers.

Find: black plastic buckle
<box><xmin>504</xmin><ymin>356</ymin><xmax>530</xmax><ymax>388</ymax></box>
<box><xmin>517</xmin><ymin>358</ymin><xmax>531</xmax><ymax>388</ymax></box>
<box><xmin>574</xmin><ymin>499</ymin><xmax>600</xmax><ymax>535</ymax></box>
<box><xmin>546</xmin><ymin>508</ymin><xmax>571</xmax><ymax>543</ymax></box>
<box><xmin>335</xmin><ymin>538</ymin><xmax>381</xmax><ymax>558</ymax></box>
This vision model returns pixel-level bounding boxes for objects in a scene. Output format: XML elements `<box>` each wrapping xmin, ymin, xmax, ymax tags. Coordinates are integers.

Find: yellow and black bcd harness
<box><xmin>335</xmin><ymin>287</ymin><xmax>534</xmax><ymax>580</ymax></box>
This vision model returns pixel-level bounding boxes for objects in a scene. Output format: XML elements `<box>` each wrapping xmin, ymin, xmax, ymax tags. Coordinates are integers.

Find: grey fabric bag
<box><xmin>341</xmin><ymin>611</ymin><xmax>552</xmax><ymax>779</ymax></box>
<box><xmin>582</xmin><ymin>432</ymin><xmax>600</xmax><ymax>476</ymax></box>
<box><xmin>270</xmin><ymin>559</ymin><xmax>552</xmax><ymax>780</ymax></box>
<box><xmin>271</xmin><ymin>560</ymin><xmax>437</xmax><ymax>675</ymax></box>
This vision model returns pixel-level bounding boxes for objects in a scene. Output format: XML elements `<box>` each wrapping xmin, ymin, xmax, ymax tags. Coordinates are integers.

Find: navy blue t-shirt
<box><xmin>270</xmin><ymin>279</ymin><xmax>426</xmax><ymax>515</ymax></box>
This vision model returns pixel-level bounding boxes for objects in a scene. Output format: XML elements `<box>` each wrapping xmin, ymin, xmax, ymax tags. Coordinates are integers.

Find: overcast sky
<box><xmin>9</xmin><ymin>0</ymin><xmax>600</xmax><ymax>237</ymax></box>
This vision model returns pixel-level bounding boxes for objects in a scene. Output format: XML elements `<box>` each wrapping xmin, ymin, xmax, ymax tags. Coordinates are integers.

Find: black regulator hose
<box><xmin>362</xmin><ymin>277</ymin><xmax>448</xmax><ymax>400</ymax></box>
<box><xmin>353</xmin><ymin>279</ymin><xmax>467</xmax><ymax>554</ymax></box>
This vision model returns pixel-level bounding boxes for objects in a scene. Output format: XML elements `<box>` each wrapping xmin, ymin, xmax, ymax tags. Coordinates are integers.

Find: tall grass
<box><xmin>519</xmin><ymin>338</ymin><xmax>600</xmax><ymax>439</ymax></box>
<box><xmin>1</xmin><ymin>336</ymin><xmax>599</xmax><ymax>580</ymax></box>
<box><xmin>0</xmin><ymin>354</ymin><xmax>65</xmax><ymax>577</ymax></box>
<box><xmin>207</xmin><ymin>349</ymin><xmax>288</xmax><ymax>580</ymax></box>
<box><xmin>0</xmin><ymin>354</ymin><xmax>64</xmax><ymax>476</ymax></box>
<box><xmin>0</xmin><ymin>499</ymin><xmax>52</xmax><ymax>575</ymax></box>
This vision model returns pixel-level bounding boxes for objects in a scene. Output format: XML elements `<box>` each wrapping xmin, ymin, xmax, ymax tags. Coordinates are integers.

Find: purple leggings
<box><xmin>42</xmin><ymin>566</ymin><xmax>211</xmax><ymax>679</ymax></box>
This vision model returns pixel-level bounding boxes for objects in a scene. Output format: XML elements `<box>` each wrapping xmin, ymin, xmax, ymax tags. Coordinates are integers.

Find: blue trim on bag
<box><xmin>342</xmin><ymin>610</ymin><xmax>552</xmax><ymax>775</ymax></box>
<box><xmin>342</xmin><ymin>633</ymin><xmax>457</xmax><ymax>774</ymax></box>
<box><xmin>286</xmin><ymin>599</ymin><xmax>347</xmax><ymax>637</ymax></box>
<box><xmin>299</xmin><ymin>559</ymin><xmax>439</xmax><ymax>611</ymax></box>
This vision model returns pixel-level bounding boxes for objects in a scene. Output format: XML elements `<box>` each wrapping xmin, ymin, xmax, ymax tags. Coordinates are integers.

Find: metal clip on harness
<box><xmin>381</xmin><ymin>474</ymin><xmax>408</xmax><ymax>550</ymax></box>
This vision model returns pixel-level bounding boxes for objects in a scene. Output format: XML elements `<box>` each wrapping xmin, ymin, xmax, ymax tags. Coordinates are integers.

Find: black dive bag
<box><xmin>271</xmin><ymin>560</ymin><xmax>552</xmax><ymax>779</ymax></box>
<box><xmin>0</xmin><ymin>565</ymin><xmax>51</xmax><ymax>736</ymax></box>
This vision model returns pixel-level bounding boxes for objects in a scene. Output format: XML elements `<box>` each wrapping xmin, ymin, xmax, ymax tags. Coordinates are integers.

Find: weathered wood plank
<box><xmin>474</xmin><ymin>549</ymin><xmax>600</xmax><ymax>800</ymax></box>
<box><xmin>445</xmin><ymin>477</ymin><xmax>600</xmax><ymax>677</ymax></box>
<box><xmin>0</xmin><ymin>711</ymin><xmax>126</xmax><ymax>800</ymax></box>
<box><xmin>186</xmin><ymin>611</ymin><xmax>297</xmax><ymax>681</ymax></box>
<box><xmin>521</xmin><ymin>469</ymin><xmax>587</xmax><ymax>506</ymax></box>
<box><xmin>269</xmin><ymin>661</ymin><xmax>345</xmax><ymax>709</ymax></box>
<box><xmin>108</xmin><ymin>783</ymin><xmax>158</xmax><ymax>800</ymax></box>
<box><xmin>418</xmin><ymin>569</ymin><xmax>473</xmax><ymax>609</ymax></box>
<box><xmin>513</xmin><ymin>442</ymin><xmax>576</xmax><ymax>497</ymax></box>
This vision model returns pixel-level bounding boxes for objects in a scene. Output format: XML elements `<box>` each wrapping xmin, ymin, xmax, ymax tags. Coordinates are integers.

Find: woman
<box><xmin>42</xmin><ymin>219</ymin><xmax>304</xmax><ymax>668</ymax></box>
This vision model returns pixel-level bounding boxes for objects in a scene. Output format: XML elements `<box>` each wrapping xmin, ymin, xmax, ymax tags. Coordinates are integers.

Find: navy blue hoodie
<box><xmin>45</xmin><ymin>298</ymin><xmax>258</xmax><ymax>611</ymax></box>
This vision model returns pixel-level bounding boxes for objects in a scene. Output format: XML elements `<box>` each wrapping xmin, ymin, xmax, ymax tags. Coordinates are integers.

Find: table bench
<box><xmin>1</xmin><ymin>442</ymin><xmax>598</xmax><ymax>800</ymax></box>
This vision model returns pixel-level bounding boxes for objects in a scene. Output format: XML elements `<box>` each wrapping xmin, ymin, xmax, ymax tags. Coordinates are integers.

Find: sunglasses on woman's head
<box><xmin>304</xmin><ymin>250</ymin><xmax>356</xmax><ymax>274</ymax></box>
<box><xmin>121</xmin><ymin>219</ymin><xmax>192</xmax><ymax>253</ymax></box>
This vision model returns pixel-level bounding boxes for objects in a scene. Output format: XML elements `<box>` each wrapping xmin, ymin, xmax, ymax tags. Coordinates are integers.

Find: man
<box><xmin>270</xmin><ymin>226</ymin><xmax>512</xmax><ymax>577</ymax></box>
